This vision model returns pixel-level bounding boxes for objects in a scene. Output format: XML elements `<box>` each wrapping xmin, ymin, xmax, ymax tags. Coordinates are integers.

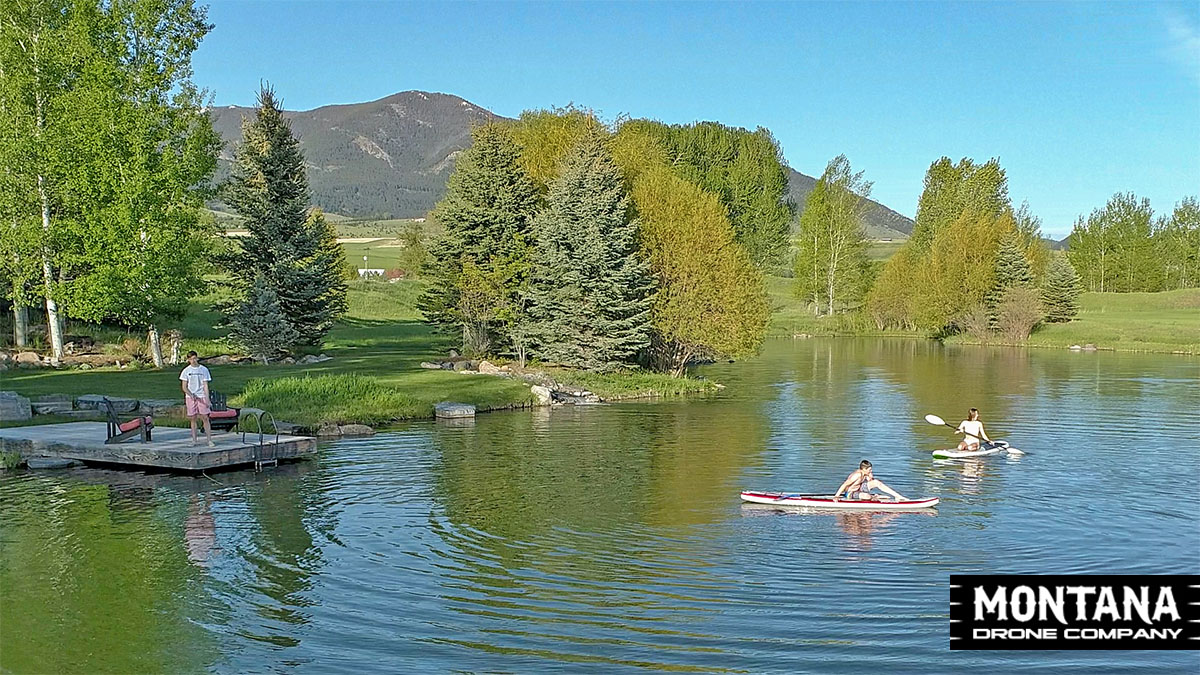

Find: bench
<box><xmin>208</xmin><ymin>391</ymin><xmax>240</xmax><ymax>431</ymax></box>
<box><xmin>104</xmin><ymin>398</ymin><xmax>153</xmax><ymax>444</ymax></box>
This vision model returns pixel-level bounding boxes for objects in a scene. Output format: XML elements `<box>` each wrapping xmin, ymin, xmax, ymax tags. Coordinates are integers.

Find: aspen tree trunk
<box><xmin>148</xmin><ymin>325</ymin><xmax>164</xmax><ymax>368</ymax></box>
<box><xmin>13</xmin><ymin>304</ymin><xmax>28</xmax><ymax>347</ymax></box>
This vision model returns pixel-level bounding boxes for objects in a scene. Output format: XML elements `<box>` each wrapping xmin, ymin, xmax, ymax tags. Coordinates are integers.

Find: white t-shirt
<box><xmin>180</xmin><ymin>364</ymin><xmax>212</xmax><ymax>398</ymax></box>
<box><xmin>958</xmin><ymin>419</ymin><xmax>984</xmax><ymax>442</ymax></box>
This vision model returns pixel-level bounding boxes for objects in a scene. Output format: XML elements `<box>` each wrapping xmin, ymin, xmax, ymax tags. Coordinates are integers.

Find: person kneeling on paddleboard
<box><xmin>833</xmin><ymin>460</ymin><xmax>906</xmax><ymax>502</ymax></box>
<box><xmin>955</xmin><ymin>408</ymin><xmax>991</xmax><ymax>451</ymax></box>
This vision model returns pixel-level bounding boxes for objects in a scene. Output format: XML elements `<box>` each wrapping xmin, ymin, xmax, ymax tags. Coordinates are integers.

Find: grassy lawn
<box><xmin>1014</xmin><ymin>289</ymin><xmax>1199</xmax><ymax>353</ymax></box>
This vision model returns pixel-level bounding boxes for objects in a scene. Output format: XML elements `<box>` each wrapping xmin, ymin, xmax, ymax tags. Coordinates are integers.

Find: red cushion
<box><xmin>118</xmin><ymin>416</ymin><xmax>152</xmax><ymax>433</ymax></box>
<box><xmin>209</xmin><ymin>409</ymin><xmax>238</xmax><ymax>419</ymax></box>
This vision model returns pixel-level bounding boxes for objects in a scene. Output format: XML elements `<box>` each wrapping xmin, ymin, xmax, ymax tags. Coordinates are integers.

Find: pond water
<box><xmin>2</xmin><ymin>339</ymin><xmax>1198</xmax><ymax>673</ymax></box>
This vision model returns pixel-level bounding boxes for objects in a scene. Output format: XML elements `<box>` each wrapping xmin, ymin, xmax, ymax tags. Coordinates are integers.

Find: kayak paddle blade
<box><xmin>924</xmin><ymin>414</ymin><xmax>946</xmax><ymax>426</ymax></box>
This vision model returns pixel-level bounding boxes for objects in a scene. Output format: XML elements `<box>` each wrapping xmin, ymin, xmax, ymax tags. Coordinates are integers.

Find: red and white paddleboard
<box><xmin>740</xmin><ymin>491</ymin><xmax>939</xmax><ymax>510</ymax></box>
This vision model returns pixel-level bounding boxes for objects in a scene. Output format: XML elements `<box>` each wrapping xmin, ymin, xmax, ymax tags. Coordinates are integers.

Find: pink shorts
<box><xmin>186</xmin><ymin>395</ymin><xmax>211</xmax><ymax>417</ymax></box>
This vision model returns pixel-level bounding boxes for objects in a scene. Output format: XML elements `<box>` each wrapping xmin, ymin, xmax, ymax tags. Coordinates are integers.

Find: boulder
<box><xmin>478</xmin><ymin>360</ymin><xmax>504</xmax><ymax>375</ymax></box>
<box><xmin>1068</xmin><ymin>344</ymin><xmax>1082</xmax><ymax>351</ymax></box>
<box><xmin>0</xmin><ymin>391</ymin><xmax>32</xmax><ymax>421</ymax></box>
<box><xmin>281</xmin><ymin>356</ymin><xmax>296</xmax><ymax>364</ymax></box>
<box><xmin>338</xmin><ymin>424</ymin><xmax>375</xmax><ymax>437</ymax></box>
<box><xmin>316</xmin><ymin>422</ymin><xmax>342</xmax><ymax>438</ymax></box>
<box><xmin>14</xmin><ymin>351</ymin><xmax>41</xmax><ymax>365</ymax></box>
<box><xmin>434</xmin><ymin>401</ymin><xmax>476</xmax><ymax>419</ymax></box>
<box><xmin>0</xmin><ymin>351</ymin><xmax>9</xmax><ymax>363</ymax></box>
<box><xmin>420</xmin><ymin>361</ymin><xmax>444</xmax><ymax>370</ymax></box>
<box><xmin>27</xmin><ymin>457</ymin><xmax>82</xmax><ymax>469</ymax></box>
<box><xmin>75</xmin><ymin>394</ymin><xmax>138</xmax><ymax>413</ymax></box>
<box><xmin>56</xmin><ymin>410</ymin><xmax>104</xmax><ymax>421</ymax></box>
<box><xmin>452</xmin><ymin>360</ymin><xmax>478</xmax><ymax>371</ymax></box>
<box><xmin>201</xmin><ymin>354</ymin><xmax>237</xmax><ymax>366</ymax></box>
<box><xmin>530</xmin><ymin>385</ymin><xmax>553</xmax><ymax>406</ymax></box>
<box><xmin>32</xmin><ymin>394</ymin><xmax>73</xmax><ymax>415</ymax></box>
<box><xmin>140</xmin><ymin>399</ymin><xmax>183</xmax><ymax>416</ymax></box>
<box><xmin>1082</xmin><ymin>344</ymin><xmax>1098</xmax><ymax>351</ymax></box>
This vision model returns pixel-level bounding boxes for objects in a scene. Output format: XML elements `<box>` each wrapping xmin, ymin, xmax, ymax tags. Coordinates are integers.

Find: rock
<box><xmin>201</xmin><ymin>354</ymin><xmax>237</xmax><ymax>366</ymax></box>
<box><xmin>75</xmin><ymin>394</ymin><xmax>138</xmax><ymax>413</ymax></box>
<box><xmin>55</xmin><ymin>410</ymin><xmax>104</xmax><ymax>421</ymax></box>
<box><xmin>478</xmin><ymin>360</ymin><xmax>504</xmax><ymax>375</ymax></box>
<box><xmin>31</xmin><ymin>395</ymin><xmax>73</xmax><ymax>414</ymax></box>
<box><xmin>0</xmin><ymin>351</ymin><xmax>9</xmax><ymax>363</ymax></box>
<box><xmin>338</xmin><ymin>424</ymin><xmax>375</xmax><ymax>437</ymax></box>
<box><xmin>26</xmin><ymin>457</ymin><xmax>82</xmax><ymax>470</ymax></box>
<box><xmin>140</xmin><ymin>399</ymin><xmax>183</xmax><ymax>416</ymax></box>
<box><xmin>1069</xmin><ymin>344</ymin><xmax>1082</xmax><ymax>350</ymax></box>
<box><xmin>14</xmin><ymin>351</ymin><xmax>41</xmax><ymax>365</ymax></box>
<box><xmin>313</xmin><ymin>354</ymin><xmax>332</xmax><ymax>363</ymax></box>
<box><xmin>530</xmin><ymin>385</ymin><xmax>553</xmax><ymax>406</ymax></box>
<box><xmin>1082</xmin><ymin>344</ymin><xmax>1098</xmax><ymax>351</ymax></box>
<box><xmin>452</xmin><ymin>360</ymin><xmax>478</xmax><ymax>371</ymax></box>
<box><xmin>297</xmin><ymin>354</ymin><xmax>331</xmax><ymax>364</ymax></box>
<box><xmin>78</xmin><ymin>364</ymin><xmax>92</xmax><ymax>370</ymax></box>
<box><xmin>316</xmin><ymin>422</ymin><xmax>342</xmax><ymax>438</ymax></box>
<box><xmin>434</xmin><ymin>401</ymin><xmax>476</xmax><ymax>419</ymax></box>
<box><xmin>448</xmin><ymin>349</ymin><xmax>460</xmax><ymax>358</ymax></box>
<box><xmin>281</xmin><ymin>357</ymin><xmax>296</xmax><ymax>364</ymax></box>
<box><xmin>0</xmin><ymin>391</ymin><xmax>32</xmax><ymax>421</ymax></box>
<box><xmin>420</xmin><ymin>361</ymin><xmax>444</xmax><ymax>370</ymax></box>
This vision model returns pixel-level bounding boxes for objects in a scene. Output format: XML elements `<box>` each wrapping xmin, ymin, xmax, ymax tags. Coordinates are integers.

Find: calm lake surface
<box><xmin>2</xmin><ymin>338</ymin><xmax>1198</xmax><ymax>673</ymax></box>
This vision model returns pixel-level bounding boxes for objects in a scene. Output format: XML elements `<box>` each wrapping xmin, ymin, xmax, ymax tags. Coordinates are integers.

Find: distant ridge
<box><xmin>209</xmin><ymin>90</ymin><xmax>914</xmax><ymax>238</ymax></box>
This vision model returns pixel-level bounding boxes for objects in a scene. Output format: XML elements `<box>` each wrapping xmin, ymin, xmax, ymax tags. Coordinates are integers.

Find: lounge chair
<box><xmin>208</xmin><ymin>391</ymin><xmax>240</xmax><ymax>432</ymax></box>
<box><xmin>104</xmin><ymin>398</ymin><xmax>153</xmax><ymax>444</ymax></box>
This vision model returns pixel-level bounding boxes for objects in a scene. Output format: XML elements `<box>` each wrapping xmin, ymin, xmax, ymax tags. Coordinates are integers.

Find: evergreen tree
<box><xmin>224</xmin><ymin>87</ymin><xmax>347</xmax><ymax>346</ymax></box>
<box><xmin>1041</xmin><ymin>255</ymin><xmax>1082</xmax><ymax>323</ymax></box>
<box><xmin>420</xmin><ymin>123</ymin><xmax>539</xmax><ymax>355</ymax></box>
<box><xmin>228</xmin><ymin>276</ymin><xmax>299</xmax><ymax>364</ymax></box>
<box><xmin>985</xmin><ymin>231</ymin><xmax>1034</xmax><ymax>328</ymax></box>
<box><xmin>793</xmin><ymin>155</ymin><xmax>871</xmax><ymax>316</ymax></box>
<box><xmin>524</xmin><ymin>131</ymin><xmax>654</xmax><ymax>371</ymax></box>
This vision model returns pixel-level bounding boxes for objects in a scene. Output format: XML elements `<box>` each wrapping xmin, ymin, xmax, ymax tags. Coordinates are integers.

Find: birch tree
<box><xmin>793</xmin><ymin>155</ymin><xmax>871</xmax><ymax>316</ymax></box>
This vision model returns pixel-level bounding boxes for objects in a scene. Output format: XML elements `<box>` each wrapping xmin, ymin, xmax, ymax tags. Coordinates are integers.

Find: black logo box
<box><xmin>950</xmin><ymin>574</ymin><xmax>1200</xmax><ymax>650</ymax></box>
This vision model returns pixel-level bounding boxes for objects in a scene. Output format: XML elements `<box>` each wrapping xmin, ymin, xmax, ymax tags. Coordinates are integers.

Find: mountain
<box><xmin>209</xmin><ymin>91</ymin><xmax>914</xmax><ymax>239</ymax></box>
<box><xmin>785</xmin><ymin>169</ymin><xmax>913</xmax><ymax>240</ymax></box>
<box><xmin>209</xmin><ymin>91</ymin><xmax>500</xmax><ymax>219</ymax></box>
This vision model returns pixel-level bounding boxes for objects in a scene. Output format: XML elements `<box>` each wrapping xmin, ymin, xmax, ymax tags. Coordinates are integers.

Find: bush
<box><xmin>996</xmin><ymin>286</ymin><xmax>1043</xmax><ymax>342</ymax></box>
<box><xmin>384</xmin><ymin>268</ymin><xmax>405</xmax><ymax>280</ymax></box>
<box><xmin>119</xmin><ymin>337</ymin><xmax>146</xmax><ymax>360</ymax></box>
<box><xmin>958</xmin><ymin>305</ymin><xmax>992</xmax><ymax>343</ymax></box>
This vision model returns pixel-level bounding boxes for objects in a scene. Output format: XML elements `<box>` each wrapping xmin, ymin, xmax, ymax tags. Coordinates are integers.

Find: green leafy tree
<box><xmin>1155</xmin><ymin>196</ymin><xmax>1200</xmax><ymax>290</ymax></box>
<box><xmin>397</xmin><ymin>222</ymin><xmax>428</xmax><ymax>277</ymax></box>
<box><xmin>632</xmin><ymin>166</ymin><xmax>769</xmax><ymax>376</ymax></box>
<box><xmin>224</xmin><ymin>87</ymin><xmax>348</xmax><ymax>346</ymax></box>
<box><xmin>524</xmin><ymin>131</ymin><xmax>654</xmax><ymax>371</ymax></box>
<box><xmin>420</xmin><ymin>122</ymin><xmax>539</xmax><ymax>354</ymax></box>
<box><xmin>868</xmin><ymin>157</ymin><xmax>1011</xmax><ymax>330</ymax></box>
<box><xmin>985</xmin><ymin>231</ymin><xmax>1034</xmax><ymax>328</ymax></box>
<box><xmin>1067</xmin><ymin>192</ymin><xmax>1160</xmax><ymax>293</ymax></box>
<box><xmin>793</xmin><ymin>155</ymin><xmax>871</xmax><ymax>316</ymax></box>
<box><xmin>508</xmin><ymin>106</ymin><xmax>606</xmax><ymax>189</ymax></box>
<box><xmin>228</xmin><ymin>275</ymin><xmax>299</xmax><ymax>364</ymax></box>
<box><xmin>1041</xmin><ymin>254</ymin><xmax>1082</xmax><ymax>323</ymax></box>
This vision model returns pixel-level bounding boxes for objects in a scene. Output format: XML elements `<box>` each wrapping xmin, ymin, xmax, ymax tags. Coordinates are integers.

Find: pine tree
<box><xmin>420</xmin><ymin>123</ymin><xmax>539</xmax><ymax>355</ymax></box>
<box><xmin>224</xmin><ymin>86</ymin><xmax>347</xmax><ymax>346</ymax></box>
<box><xmin>524</xmin><ymin>131</ymin><xmax>654</xmax><ymax>370</ymax></box>
<box><xmin>986</xmin><ymin>231</ymin><xmax>1034</xmax><ymax>328</ymax></box>
<box><xmin>228</xmin><ymin>276</ymin><xmax>299</xmax><ymax>364</ymax></box>
<box><xmin>1041</xmin><ymin>255</ymin><xmax>1082</xmax><ymax>323</ymax></box>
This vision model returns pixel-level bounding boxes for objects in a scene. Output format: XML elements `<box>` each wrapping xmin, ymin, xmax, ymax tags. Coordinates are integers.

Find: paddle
<box><xmin>924</xmin><ymin>414</ymin><xmax>1026</xmax><ymax>456</ymax></box>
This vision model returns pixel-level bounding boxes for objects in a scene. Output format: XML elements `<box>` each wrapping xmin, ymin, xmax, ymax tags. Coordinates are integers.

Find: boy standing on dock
<box><xmin>180</xmin><ymin>351</ymin><xmax>215</xmax><ymax>447</ymax></box>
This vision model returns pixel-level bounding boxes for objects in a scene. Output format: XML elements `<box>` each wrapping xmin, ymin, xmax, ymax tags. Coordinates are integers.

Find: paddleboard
<box><xmin>931</xmin><ymin>440</ymin><xmax>1012</xmax><ymax>459</ymax></box>
<box><xmin>740</xmin><ymin>491</ymin><xmax>939</xmax><ymax>510</ymax></box>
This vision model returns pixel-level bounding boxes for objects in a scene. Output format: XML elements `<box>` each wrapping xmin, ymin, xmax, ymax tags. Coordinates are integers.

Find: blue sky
<box><xmin>194</xmin><ymin>1</ymin><xmax>1200</xmax><ymax>238</ymax></box>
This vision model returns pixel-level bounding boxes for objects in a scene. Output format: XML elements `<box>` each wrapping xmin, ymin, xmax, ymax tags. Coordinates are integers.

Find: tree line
<box><xmin>792</xmin><ymin>153</ymin><xmax>1198</xmax><ymax>341</ymax></box>
<box><xmin>0</xmin><ymin>0</ymin><xmax>346</xmax><ymax>365</ymax></box>
<box><xmin>420</xmin><ymin>109</ymin><xmax>780</xmax><ymax>376</ymax></box>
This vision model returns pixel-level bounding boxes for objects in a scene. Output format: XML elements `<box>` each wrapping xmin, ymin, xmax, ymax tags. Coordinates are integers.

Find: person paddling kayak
<box><xmin>955</xmin><ymin>408</ymin><xmax>992</xmax><ymax>451</ymax></box>
<box><xmin>833</xmin><ymin>460</ymin><xmax>906</xmax><ymax>502</ymax></box>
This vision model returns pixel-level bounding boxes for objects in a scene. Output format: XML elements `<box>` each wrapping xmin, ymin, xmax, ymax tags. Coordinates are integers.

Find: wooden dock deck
<box><xmin>0</xmin><ymin>422</ymin><xmax>317</xmax><ymax>471</ymax></box>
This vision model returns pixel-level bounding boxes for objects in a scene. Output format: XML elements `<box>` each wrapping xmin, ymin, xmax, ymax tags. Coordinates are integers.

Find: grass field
<box><xmin>948</xmin><ymin>289</ymin><xmax>1200</xmax><ymax>354</ymax></box>
<box><xmin>1</xmin><ymin>279</ymin><xmax>712</xmax><ymax>427</ymax></box>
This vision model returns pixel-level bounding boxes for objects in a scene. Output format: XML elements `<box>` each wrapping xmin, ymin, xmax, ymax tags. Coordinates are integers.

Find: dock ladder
<box><xmin>241</xmin><ymin>410</ymin><xmax>281</xmax><ymax>471</ymax></box>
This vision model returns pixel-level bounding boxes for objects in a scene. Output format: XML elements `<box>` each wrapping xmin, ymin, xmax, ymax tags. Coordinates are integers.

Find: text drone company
<box><xmin>949</xmin><ymin>574</ymin><xmax>1199</xmax><ymax>650</ymax></box>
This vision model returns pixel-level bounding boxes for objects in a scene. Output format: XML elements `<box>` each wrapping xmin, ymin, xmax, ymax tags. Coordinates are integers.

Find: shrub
<box><xmin>996</xmin><ymin>286</ymin><xmax>1043</xmax><ymax>342</ymax></box>
<box><xmin>119</xmin><ymin>337</ymin><xmax>146</xmax><ymax>360</ymax></box>
<box><xmin>959</xmin><ymin>305</ymin><xmax>992</xmax><ymax>343</ymax></box>
<box><xmin>384</xmin><ymin>268</ymin><xmax>405</xmax><ymax>280</ymax></box>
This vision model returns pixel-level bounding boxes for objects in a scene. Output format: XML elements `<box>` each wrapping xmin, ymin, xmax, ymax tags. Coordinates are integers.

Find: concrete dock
<box><xmin>0</xmin><ymin>422</ymin><xmax>317</xmax><ymax>471</ymax></box>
